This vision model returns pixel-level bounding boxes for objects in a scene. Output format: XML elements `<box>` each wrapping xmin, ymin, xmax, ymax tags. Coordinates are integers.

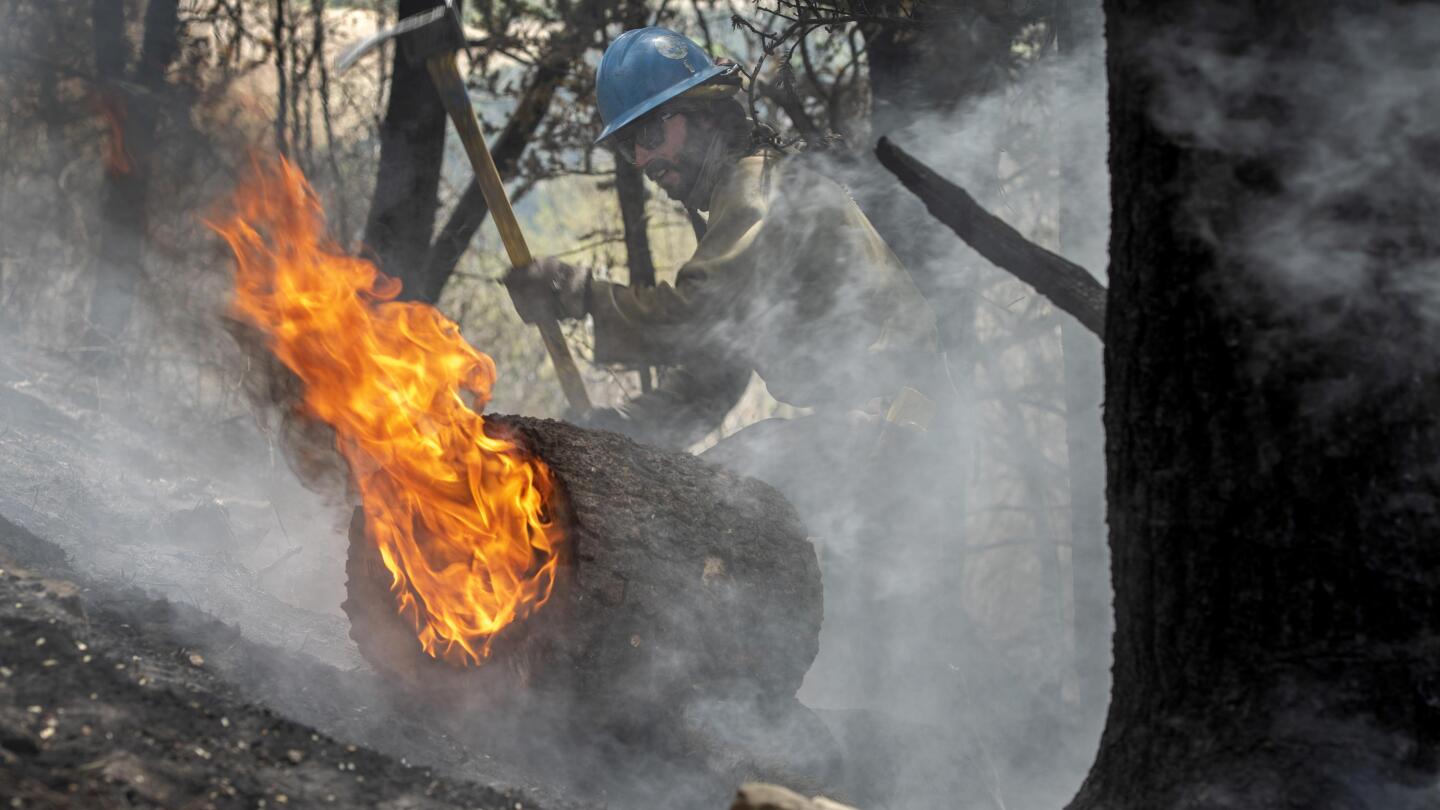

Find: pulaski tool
<box><xmin>337</xmin><ymin>2</ymin><xmax>591</xmax><ymax>414</ymax></box>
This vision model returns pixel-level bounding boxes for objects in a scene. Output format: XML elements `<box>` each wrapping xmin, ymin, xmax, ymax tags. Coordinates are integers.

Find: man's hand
<box><xmin>502</xmin><ymin>257</ymin><xmax>590</xmax><ymax>324</ymax></box>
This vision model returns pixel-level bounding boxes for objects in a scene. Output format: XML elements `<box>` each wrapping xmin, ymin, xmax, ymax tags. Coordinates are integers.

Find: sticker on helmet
<box><xmin>655</xmin><ymin>36</ymin><xmax>689</xmax><ymax>60</ymax></box>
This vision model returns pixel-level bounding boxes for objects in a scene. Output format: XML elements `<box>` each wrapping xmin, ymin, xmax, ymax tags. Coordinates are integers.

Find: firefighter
<box><xmin>506</xmin><ymin>28</ymin><xmax>962</xmax><ymax>709</ymax></box>
<box><xmin>504</xmin><ymin>27</ymin><xmax>950</xmax><ymax>457</ymax></box>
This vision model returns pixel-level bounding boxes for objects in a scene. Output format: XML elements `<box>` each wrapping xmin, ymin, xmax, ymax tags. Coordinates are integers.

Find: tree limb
<box><xmin>362</xmin><ymin>0</ymin><xmax>449</xmax><ymax>300</ymax></box>
<box><xmin>875</xmin><ymin>136</ymin><xmax>1107</xmax><ymax>339</ymax></box>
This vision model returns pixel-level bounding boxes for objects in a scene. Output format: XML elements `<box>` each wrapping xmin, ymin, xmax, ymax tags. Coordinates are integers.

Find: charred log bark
<box><xmin>875</xmin><ymin>137</ymin><xmax>1108</xmax><ymax>337</ymax></box>
<box><xmin>223</xmin><ymin>332</ymin><xmax>823</xmax><ymax>718</ymax></box>
<box><xmin>342</xmin><ymin>416</ymin><xmax>823</xmax><ymax>724</ymax></box>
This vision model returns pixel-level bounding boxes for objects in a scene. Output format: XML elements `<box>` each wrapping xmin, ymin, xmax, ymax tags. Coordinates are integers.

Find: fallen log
<box><xmin>874</xmin><ymin>137</ymin><xmax>1108</xmax><ymax>338</ymax></box>
<box><xmin>342</xmin><ymin>415</ymin><xmax>824</xmax><ymax>725</ymax></box>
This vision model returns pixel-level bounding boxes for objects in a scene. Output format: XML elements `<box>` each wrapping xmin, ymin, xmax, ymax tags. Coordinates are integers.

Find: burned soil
<box><xmin>0</xmin><ymin>514</ymin><xmax>560</xmax><ymax>809</ymax></box>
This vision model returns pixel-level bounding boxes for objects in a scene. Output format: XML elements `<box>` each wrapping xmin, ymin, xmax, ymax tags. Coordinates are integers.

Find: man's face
<box><xmin>633</xmin><ymin>112</ymin><xmax>688</xmax><ymax>194</ymax></box>
<box><xmin>618</xmin><ymin>110</ymin><xmax>704</xmax><ymax>202</ymax></box>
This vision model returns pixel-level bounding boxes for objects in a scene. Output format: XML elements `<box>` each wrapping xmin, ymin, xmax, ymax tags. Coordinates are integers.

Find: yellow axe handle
<box><xmin>425</xmin><ymin>52</ymin><xmax>592</xmax><ymax>414</ymax></box>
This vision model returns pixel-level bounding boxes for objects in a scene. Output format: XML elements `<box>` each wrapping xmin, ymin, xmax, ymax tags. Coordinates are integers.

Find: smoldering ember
<box><xmin>2</xmin><ymin>1</ymin><xmax>1438</xmax><ymax>809</ymax></box>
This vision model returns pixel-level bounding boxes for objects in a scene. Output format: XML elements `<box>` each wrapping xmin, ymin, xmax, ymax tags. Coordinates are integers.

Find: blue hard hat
<box><xmin>594</xmin><ymin>27</ymin><xmax>737</xmax><ymax>146</ymax></box>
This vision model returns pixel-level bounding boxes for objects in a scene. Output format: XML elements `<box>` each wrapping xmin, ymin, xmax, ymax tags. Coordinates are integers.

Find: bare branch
<box><xmin>875</xmin><ymin>137</ymin><xmax>1106</xmax><ymax>338</ymax></box>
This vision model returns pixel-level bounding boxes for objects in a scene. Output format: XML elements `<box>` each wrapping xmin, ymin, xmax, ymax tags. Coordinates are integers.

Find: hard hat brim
<box><xmin>595</xmin><ymin>63</ymin><xmax>740</xmax><ymax>147</ymax></box>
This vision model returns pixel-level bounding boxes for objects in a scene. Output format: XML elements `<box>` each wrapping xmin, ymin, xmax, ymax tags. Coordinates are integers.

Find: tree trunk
<box><xmin>615</xmin><ymin>159</ymin><xmax>657</xmax><ymax>390</ymax></box>
<box><xmin>615</xmin><ymin>0</ymin><xmax>655</xmax><ymax>292</ymax></box>
<box><xmin>1072</xmin><ymin>1</ymin><xmax>1440</xmax><ymax>807</ymax></box>
<box><xmin>86</xmin><ymin>0</ymin><xmax>179</xmax><ymax>350</ymax></box>
<box><xmin>615</xmin><ymin>160</ymin><xmax>655</xmax><ymax>289</ymax></box>
<box><xmin>272</xmin><ymin>0</ymin><xmax>289</xmax><ymax>154</ymax></box>
<box><xmin>361</xmin><ymin>0</ymin><xmax>449</xmax><ymax>300</ymax></box>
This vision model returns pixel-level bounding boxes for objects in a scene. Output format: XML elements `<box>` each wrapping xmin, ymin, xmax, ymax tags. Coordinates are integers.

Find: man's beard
<box><xmin>644</xmin><ymin>133</ymin><xmax>714</xmax><ymax>205</ymax></box>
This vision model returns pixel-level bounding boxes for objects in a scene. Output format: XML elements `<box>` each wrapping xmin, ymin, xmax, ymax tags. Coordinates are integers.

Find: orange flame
<box><xmin>211</xmin><ymin>157</ymin><xmax>564</xmax><ymax>666</ymax></box>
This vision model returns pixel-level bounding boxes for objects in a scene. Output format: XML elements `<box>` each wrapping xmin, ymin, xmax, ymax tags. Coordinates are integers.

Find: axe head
<box><xmin>336</xmin><ymin>1</ymin><xmax>465</xmax><ymax>73</ymax></box>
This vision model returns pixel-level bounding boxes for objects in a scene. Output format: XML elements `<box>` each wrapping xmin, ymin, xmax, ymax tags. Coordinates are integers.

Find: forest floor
<box><xmin>0</xmin><ymin>517</ymin><xmax>550</xmax><ymax>809</ymax></box>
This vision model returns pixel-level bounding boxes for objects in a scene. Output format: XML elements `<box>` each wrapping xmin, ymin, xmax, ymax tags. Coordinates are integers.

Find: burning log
<box><xmin>212</xmin><ymin>157</ymin><xmax>823</xmax><ymax>705</ymax></box>
<box><xmin>215</xmin><ymin>158</ymin><xmax>568</xmax><ymax>669</ymax></box>
<box><xmin>213</xmin><ymin>159</ymin><xmax>831</xmax><ymax>785</ymax></box>
<box><xmin>343</xmin><ymin>414</ymin><xmax>824</xmax><ymax>722</ymax></box>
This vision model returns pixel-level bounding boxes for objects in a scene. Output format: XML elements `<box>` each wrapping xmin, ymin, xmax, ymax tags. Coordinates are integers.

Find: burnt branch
<box><xmin>875</xmin><ymin>136</ymin><xmax>1107</xmax><ymax>338</ymax></box>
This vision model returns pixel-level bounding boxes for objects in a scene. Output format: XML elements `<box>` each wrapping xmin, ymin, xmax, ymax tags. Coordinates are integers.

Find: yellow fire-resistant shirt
<box><xmin>586</xmin><ymin>150</ymin><xmax>942</xmax><ymax>446</ymax></box>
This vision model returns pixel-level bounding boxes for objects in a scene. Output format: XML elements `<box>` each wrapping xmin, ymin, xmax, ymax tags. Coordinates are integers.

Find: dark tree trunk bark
<box><xmin>612</xmin><ymin>0</ymin><xmax>655</xmax><ymax>391</ymax></box>
<box><xmin>614</xmin><ymin>0</ymin><xmax>655</xmax><ymax>292</ymax></box>
<box><xmin>614</xmin><ymin>160</ymin><xmax>655</xmax><ymax>289</ymax></box>
<box><xmin>615</xmin><ymin>158</ymin><xmax>657</xmax><ymax>391</ymax></box>
<box><xmin>272</xmin><ymin>0</ymin><xmax>289</xmax><ymax>154</ymax></box>
<box><xmin>361</xmin><ymin>0</ymin><xmax>450</xmax><ymax>300</ymax></box>
<box><xmin>1053</xmin><ymin>0</ymin><xmax>1110</xmax><ymax>730</ymax></box>
<box><xmin>86</xmin><ymin>0</ymin><xmax>179</xmax><ymax>350</ymax></box>
<box><xmin>1071</xmin><ymin>1</ymin><xmax>1440</xmax><ymax>807</ymax></box>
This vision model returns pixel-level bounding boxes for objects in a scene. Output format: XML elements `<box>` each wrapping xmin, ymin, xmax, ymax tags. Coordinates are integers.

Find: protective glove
<box><xmin>501</xmin><ymin>257</ymin><xmax>590</xmax><ymax>323</ymax></box>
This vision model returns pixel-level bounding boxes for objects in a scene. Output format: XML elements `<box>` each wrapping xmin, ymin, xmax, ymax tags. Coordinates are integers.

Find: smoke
<box><xmin>625</xmin><ymin>12</ymin><xmax>1115</xmax><ymax>809</ymax></box>
<box><xmin>0</xmin><ymin>2</ymin><xmax>1114</xmax><ymax>809</ymax></box>
<box><xmin>1145</xmin><ymin>3</ymin><xmax>1440</xmax><ymax>359</ymax></box>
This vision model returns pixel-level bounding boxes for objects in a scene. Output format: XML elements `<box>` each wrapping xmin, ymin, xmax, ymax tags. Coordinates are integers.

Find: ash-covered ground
<box><xmin>0</xmin><ymin>517</ymin><xmax>550</xmax><ymax>809</ymax></box>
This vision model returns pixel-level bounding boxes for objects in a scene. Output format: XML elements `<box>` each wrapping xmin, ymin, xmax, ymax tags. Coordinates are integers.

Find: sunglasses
<box><xmin>614</xmin><ymin>111</ymin><xmax>679</xmax><ymax>163</ymax></box>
